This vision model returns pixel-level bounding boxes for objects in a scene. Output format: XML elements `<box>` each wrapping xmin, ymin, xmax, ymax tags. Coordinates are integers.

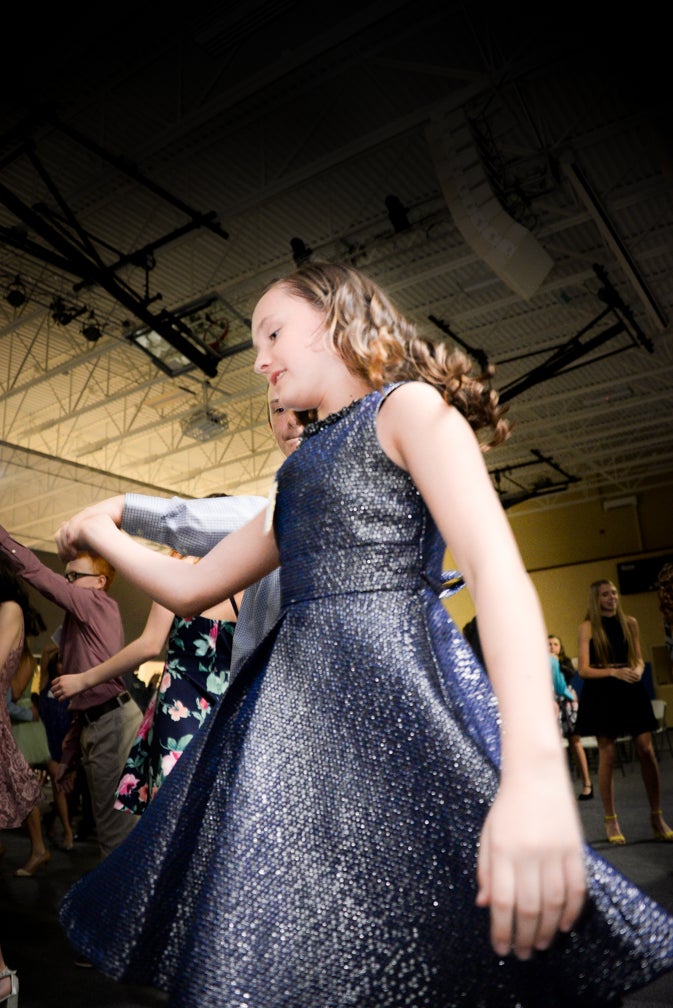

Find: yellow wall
<box><xmin>443</xmin><ymin>480</ymin><xmax>673</xmax><ymax>673</ymax></box>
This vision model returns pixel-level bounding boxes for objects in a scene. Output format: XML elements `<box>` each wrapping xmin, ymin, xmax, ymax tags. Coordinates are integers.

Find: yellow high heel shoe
<box><xmin>604</xmin><ymin>814</ymin><xmax>626</xmax><ymax>845</ymax></box>
<box><xmin>650</xmin><ymin>810</ymin><xmax>673</xmax><ymax>842</ymax></box>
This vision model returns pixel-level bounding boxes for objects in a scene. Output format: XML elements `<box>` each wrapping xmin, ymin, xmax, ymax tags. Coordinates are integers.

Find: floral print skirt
<box><xmin>115</xmin><ymin>615</ymin><xmax>234</xmax><ymax>815</ymax></box>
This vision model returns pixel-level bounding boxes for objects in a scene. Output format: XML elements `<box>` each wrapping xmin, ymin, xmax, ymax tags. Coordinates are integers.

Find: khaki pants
<box><xmin>80</xmin><ymin>699</ymin><xmax>143</xmax><ymax>859</ymax></box>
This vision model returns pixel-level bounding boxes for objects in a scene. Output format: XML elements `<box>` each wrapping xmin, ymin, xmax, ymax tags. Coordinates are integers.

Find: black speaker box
<box><xmin>617</xmin><ymin>555</ymin><xmax>673</xmax><ymax>595</ymax></box>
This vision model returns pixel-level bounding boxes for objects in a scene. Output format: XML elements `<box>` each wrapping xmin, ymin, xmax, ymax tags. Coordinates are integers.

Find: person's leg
<box><xmin>84</xmin><ymin>702</ymin><xmax>143</xmax><ymax>860</ymax></box>
<box><xmin>47</xmin><ymin>759</ymin><xmax>74</xmax><ymax>848</ymax></box>
<box><xmin>597</xmin><ymin>737</ymin><xmax>625</xmax><ymax>843</ymax></box>
<box><xmin>570</xmin><ymin>735</ymin><xmax>592</xmax><ymax>796</ymax></box>
<box><xmin>0</xmin><ymin>942</ymin><xmax>19</xmax><ymax>1005</ymax></box>
<box><xmin>72</xmin><ymin>764</ymin><xmax>95</xmax><ymax>840</ymax></box>
<box><xmin>15</xmin><ymin>805</ymin><xmax>50</xmax><ymax>876</ymax></box>
<box><xmin>633</xmin><ymin>732</ymin><xmax>673</xmax><ymax>840</ymax></box>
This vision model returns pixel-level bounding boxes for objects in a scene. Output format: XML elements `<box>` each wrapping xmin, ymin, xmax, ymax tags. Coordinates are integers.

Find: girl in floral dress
<box><xmin>0</xmin><ymin>557</ymin><xmax>50</xmax><ymax>879</ymax></box>
<box><xmin>115</xmin><ymin>605</ymin><xmax>238</xmax><ymax>813</ymax></box>
<box><xmin>52</xmin><ymin>552</ymin><xmax>241</xmax><ymax>815</ymax></box>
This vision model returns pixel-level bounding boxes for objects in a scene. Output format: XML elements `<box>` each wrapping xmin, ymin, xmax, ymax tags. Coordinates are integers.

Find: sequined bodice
<box><xmin>275</xmin><ymin>389</ymin><xmax>445</xmax><ymax>607</ymax></box>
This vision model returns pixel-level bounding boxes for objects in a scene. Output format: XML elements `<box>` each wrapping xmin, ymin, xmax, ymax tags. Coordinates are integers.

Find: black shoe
<box><xmin>73</xmin><ymin>822</ymin><xmax>96</xmax><ymax>842</ymax></box>
<box><xmin>578</xmin><ymin>784</ymin><xmax>594</xmax><ymax>802</ymax></box>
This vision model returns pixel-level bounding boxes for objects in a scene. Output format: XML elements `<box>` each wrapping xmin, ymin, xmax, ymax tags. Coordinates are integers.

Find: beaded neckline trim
<box><xmin>301</xmin><ymin>394</ymin><xmax>367</xmax><ymax>440</ymax></box>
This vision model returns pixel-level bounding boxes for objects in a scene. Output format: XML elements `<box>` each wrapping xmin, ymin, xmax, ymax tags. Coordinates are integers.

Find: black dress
<box><xmin>59</xmin><ymin>387</ymin><xmax>673</xmax><ymax>1007</ymax></box>
<box><xmin>574</xmin><ymin>615</ymin><xmax>657</xmax><ymax>738</ymax></box>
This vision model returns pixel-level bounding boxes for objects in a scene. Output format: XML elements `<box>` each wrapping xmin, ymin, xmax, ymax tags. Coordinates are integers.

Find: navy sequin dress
<box><xmin>60</xmin><ymin>387</ymin><xmax>673</xmax><ymax>1007</ymax></box>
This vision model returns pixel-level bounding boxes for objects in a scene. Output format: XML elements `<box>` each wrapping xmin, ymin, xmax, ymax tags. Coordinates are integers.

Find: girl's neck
<box><xmin>316</xmin><ymin>379</ymin><xmax>374</xmax><ymax>420</ymax></box>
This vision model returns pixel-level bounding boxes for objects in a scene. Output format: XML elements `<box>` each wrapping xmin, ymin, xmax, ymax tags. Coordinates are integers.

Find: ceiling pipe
<box><xmin>560</xmin><ymin>156</ymin><xmax>668</xmax><ymax>333</ymax></box>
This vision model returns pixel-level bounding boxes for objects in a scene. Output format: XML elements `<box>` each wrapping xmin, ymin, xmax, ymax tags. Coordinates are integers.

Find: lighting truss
<box><xmin>0</xmin><ymin>112</ymin><xmax>252</xmax><ymax>378</ymax></box>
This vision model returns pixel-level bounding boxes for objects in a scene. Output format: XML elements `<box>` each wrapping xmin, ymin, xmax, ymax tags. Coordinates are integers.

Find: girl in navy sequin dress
<box><xmin>58</xmin><ymin>263</ymin><xmax>673</xmax><ymax>1007</ymax></box>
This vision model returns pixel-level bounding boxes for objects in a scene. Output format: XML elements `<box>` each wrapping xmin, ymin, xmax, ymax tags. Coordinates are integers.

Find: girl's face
<box><xmin>252</xmin><ymin>285</ymin><xmax>335</xmax><ymax>414</ymax></box>
<box><xmin>548</xmin><ymin>636</ymin><xmax>561</xmax><ymax>655</ymax></box>
<box><xmin>597</xmin><ymin>582</ymin><xmax>619</xmax><ymax>615</ymax></box>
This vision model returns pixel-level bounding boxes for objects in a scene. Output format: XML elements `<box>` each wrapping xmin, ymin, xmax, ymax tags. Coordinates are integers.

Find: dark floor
<box><xmin>2</xmin><ymin>746</ymin><xmax>673</xmax><ymax>1008</ymax></box>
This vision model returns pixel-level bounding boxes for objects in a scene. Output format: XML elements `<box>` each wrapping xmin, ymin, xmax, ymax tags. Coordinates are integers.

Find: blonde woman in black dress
<box><xmin>575</xmin><ymin>578</ymin><xmax>673</xmax><ymax>844</ymax></box>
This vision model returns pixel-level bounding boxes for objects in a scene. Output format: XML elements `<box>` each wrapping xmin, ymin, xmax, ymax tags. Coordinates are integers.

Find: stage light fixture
<box><xmin>290</xmin><ymin>237</ymin><xmax>312</xmax><ymax>265</ymax></box>
<box><xmin>385</xmin><ymin>194</ymin><xmax>411</xmax><ymax>232</ymax></box>
<box><xmin>5</xmin><ymin>275</ymin><xmax>27</xmax><ymax>308</ymax></box>
<box><xmin>82</xmin><ymin>310</ymin><xmax>102</xmax><ymax>342</ymax></box>
<box><xmin>50</xmin><ymin>297</ymin><xmax>87</xmax><ymax>326</ymax></box>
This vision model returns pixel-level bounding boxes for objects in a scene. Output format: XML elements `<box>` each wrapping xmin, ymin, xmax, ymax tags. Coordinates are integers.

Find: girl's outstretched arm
<box><xmin>51</xmin><ymin>601</ymin><xmax>174</xmax><ymax>701</ymax></box>
<box><xmin>63</xmin><ymin>508</ymin><xmax>278</xmax><ymax>618</ymax></box>
<box><xmin>377</xmin><ymin>381</ymin><xmax>586</xmax><ymax>960</ymax></box>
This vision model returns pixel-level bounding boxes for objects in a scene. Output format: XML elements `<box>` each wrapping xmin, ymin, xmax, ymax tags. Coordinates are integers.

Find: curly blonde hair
<box><xmin>269</xmin><ymin>261</ymin><xmax>510</xmax><ymax>449</ymax></box>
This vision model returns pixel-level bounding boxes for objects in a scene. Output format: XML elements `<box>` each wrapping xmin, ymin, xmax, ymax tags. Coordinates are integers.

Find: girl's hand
<box><xmin>52</xmin><ymin>673</ymin><xmax>84</xmax><ymax>700</ymax></box>
<box><xmin>476</xmin><ymin>769</ymin><xmax>586</xmax><ymax>960</ymax></box>
<box><xmin>55</xmin><ymin>496</ymin><xmax>125</xmax><ymax>560</ymax></box>
<box><xmin>610</xmin><ymin>665</ymin><xmax>641</xmax><ymax>683</ymax></box>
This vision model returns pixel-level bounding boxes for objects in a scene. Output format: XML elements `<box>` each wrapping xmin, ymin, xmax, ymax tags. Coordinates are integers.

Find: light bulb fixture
<box><xmin>5</xmin><ymin>275</ymin><xmax>27</xmax><ymax>308</ymax></box>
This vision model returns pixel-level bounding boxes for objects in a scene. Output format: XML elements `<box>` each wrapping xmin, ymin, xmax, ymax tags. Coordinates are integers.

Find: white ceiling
<box><xmin>0</xmin><ymin>1</ymin><xmax>671</xmax><ymax>552</ymax></box>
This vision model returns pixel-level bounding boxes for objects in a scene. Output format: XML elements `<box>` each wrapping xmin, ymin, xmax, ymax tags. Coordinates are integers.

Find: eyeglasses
<box><xmin>64</xmin><ymin>570</ymin><xmax>98</xmax><ymax>583</ymax></box>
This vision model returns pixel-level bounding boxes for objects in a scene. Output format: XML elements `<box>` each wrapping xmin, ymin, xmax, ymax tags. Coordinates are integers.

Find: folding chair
<box><xmin>651</xmin><ymin>698</ymin><xmax>673</xmax><ymax>758</ymax></box>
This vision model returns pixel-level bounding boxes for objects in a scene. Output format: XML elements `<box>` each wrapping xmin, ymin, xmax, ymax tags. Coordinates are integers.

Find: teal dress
<box><xmin>114</xmin><ymin>614</ymin><xmax>234</xmax><ymax>815</ymax></box>
<box><xmin>551</xmin><ymin>654</ymin><xmax>578</xmax><ymax>739</ymax></box>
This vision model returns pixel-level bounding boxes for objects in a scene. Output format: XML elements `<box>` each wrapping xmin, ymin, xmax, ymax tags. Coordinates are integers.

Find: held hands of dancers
<box><xmin>55</xmin><ymin>495</ymin><xmax>126</xmax><ymax>561</ymax></box>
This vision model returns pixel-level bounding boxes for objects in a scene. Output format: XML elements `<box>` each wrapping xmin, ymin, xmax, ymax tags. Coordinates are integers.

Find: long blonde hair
<box><xmin>269</xmin><ymin>261</ymin><xmax>510</xmax><ymax>450</ymax></box>
<box><xmin>585</xmin><ymin>579</ymin><xmax>638</xmax><ymax>666</ymax></box>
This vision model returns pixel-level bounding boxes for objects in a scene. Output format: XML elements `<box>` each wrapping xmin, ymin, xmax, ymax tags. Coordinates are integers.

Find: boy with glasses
<box><xmin>0</xmin><ymin>527</ymin><xmax>141</xmax><ymax>862</ymax></box>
